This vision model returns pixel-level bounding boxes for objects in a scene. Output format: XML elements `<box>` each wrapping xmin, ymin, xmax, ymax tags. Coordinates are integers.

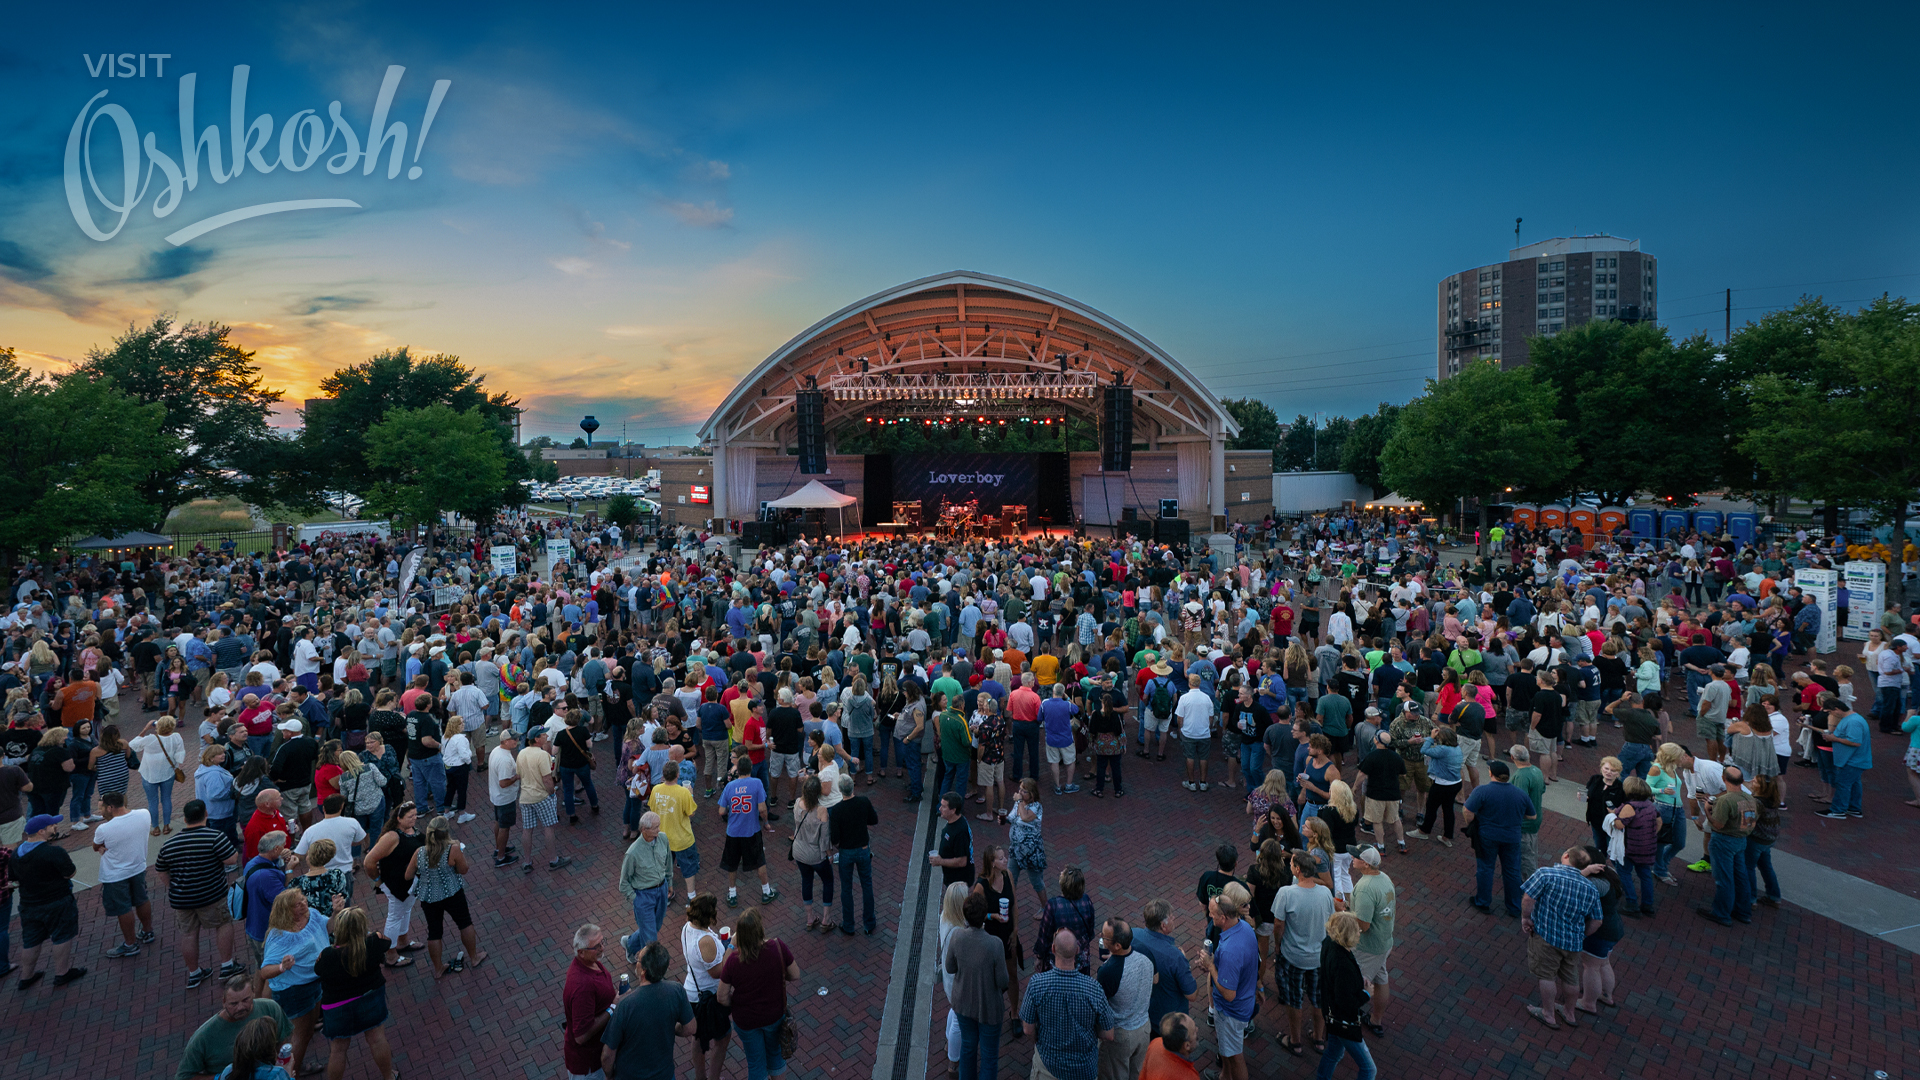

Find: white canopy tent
<box><xmin>767</xmin><ymin>479</ymin><xmax>857</xmax><ymax>536</ymax></box>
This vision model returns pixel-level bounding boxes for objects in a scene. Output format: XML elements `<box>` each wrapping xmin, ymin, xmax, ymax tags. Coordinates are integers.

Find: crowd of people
<box><xmin>0</xmin><ymin>506</ymin><xmax>1911</xmax><ymax>1080</ymax></box>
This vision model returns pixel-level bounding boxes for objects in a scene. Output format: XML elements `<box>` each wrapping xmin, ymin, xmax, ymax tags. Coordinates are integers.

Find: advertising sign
<box><xmin>490</xmin><ymin>544</ymin><xmax>519</xmax><ymax>578</ymax></box>
<box><xmin>1794</xmin><ymin>567</ymin><xmax>1838</xmax><ymax>654</ymax></box>
<box><xmin>690</xmin><ymin>484</ymin><xmax>710</xmax><ymax>504</ymax></box>
<box><xmin>1844</xmin><ymin>560</ymin><xmax>1886</xmax><ymax>641</ymax></box>
<box><xmin>545</xmin><ymin>539</ymin><xmax>573</xmax><ymax>569</ymax></box>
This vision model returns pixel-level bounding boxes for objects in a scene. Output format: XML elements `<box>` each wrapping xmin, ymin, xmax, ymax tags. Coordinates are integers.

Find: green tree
<box><xmin>1526</xmin><ymin>320</ymin><xmax>1731</xmax><ymax>504</ymax></box>
<box><xmin>1722</xmin><ymin>298</ymin><xmax>1847</xmax><ymax>507</ymax></box>
<box><xmin>0</xmin><ymin>349</ymin><xmax>174</xmax><ymax>560</ymax></box>
<box><xmin>569</xmin><ymin>437</ymin><xmax>588</xmax><ymax>449</ymax></box>
<box><xmin>1741</xmin><ymin>296</ymin><xmax>1920</xmax><ymax>608</ymax></box>
<box><xmin>1221</xmin><ymin>398</ymin><xmax>1282</xmax><ymax>468</ymax></box>
<box><xmin>605</xmin><ymin>493</ymin><xmax>641</xmax><ymax>529</ymax></box>
<box><xmin>1341</xmin><ymin>403</ymin><xmax>1401</xmax><ymax>497</ymax></box>
<box><xmin>1315</xmin><ymin>416</ymin><xmax>1352</xmax><ymax>471</ymax></box>
<box><xmin>362</xmin><ymin>404</ymin><xmax>510</xmax><ymax>544</ymax></box>
<box><xmin>71</xmin><ymin>317</ymin><xmax>284</xmax><ymax>527</ymax></box>
<box><xmin>528</xmin><ymin>447</ymin><xmax>560</xmax><ymax>484</ymax></box>
<box><xmin>1276</xmin><ymin>414</ymin><xmax>1350</xmax><ymax>472</ymax></box>
<box><xmin>305</xmin><ymin>348</ymin><xmax>533</xmax><ymax>521</ymax></box>
<box><xmin>1380</xmin><ymin>364</ymin><xmax>1573</xmax><ymax>517</ymax></box>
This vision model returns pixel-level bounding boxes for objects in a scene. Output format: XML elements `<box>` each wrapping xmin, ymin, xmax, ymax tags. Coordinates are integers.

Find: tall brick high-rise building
<box><xmin>1437</xmin><ymin>235</ymin><xmax>1657</xmax><ymax>379</ymax></box>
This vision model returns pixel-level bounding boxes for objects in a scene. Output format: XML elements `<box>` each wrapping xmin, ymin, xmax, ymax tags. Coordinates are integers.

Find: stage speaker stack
<box><xmin>1122</xmin><ymin>519</ymin><xmax>1152</xmax><ymax>540</ymax></box>
<box><xmin>796</xmin><ymin>391</ymin><xmax>826</xmax><ymax>474</ymax></box>
<box><xmin>1153</xmin><ymin>517</ymin><xmax>1190</xmax><ymax>545</ymax></box>
<box><xmin>1102</xmin><ymin>387</ymin><xmax>1134</xmax><ymax>472</ymax></box>
<box><xmin>740</xmin><ymin>522</ymin><xmax>764</xmax><ymax>547</ymax></box>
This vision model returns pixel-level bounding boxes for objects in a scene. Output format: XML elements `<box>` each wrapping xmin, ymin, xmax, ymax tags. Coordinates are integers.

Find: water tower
<box><xmin>580</xmin><ymin>415</ymin><xmax>600</xmax><ymax>448</ymax></box>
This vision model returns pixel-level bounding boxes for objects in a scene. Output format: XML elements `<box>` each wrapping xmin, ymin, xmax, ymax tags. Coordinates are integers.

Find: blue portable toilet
<box><xmin>1725</xmin><ymin>512</ymin><xmax>1758</xmax><ymax>546</ymax></box>
<box><xmin>1627</xmin><ymin>508</ymin><xmax>1658</xmax><ymax>543</ymax></box>
<box><xmin>1660</xmin><ymin>510</ymin><xmax>1691</xmax><ymax>538</ymax></box>
<box><xmin>1692</xmin><ymin>510</ymin><xmax>1723</xmax><ymax>536</ymax></box>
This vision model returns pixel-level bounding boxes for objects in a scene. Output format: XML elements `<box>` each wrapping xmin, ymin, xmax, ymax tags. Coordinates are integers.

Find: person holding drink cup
<box><xmin>972</xmin><ymin>844</ymin><xmax>1024</xmax><ymax>1022</ymax></box>
<box><xmin>680</xmin><ymin>894</ymin><xmax>733</xmax><ymax>1080</ymax></box>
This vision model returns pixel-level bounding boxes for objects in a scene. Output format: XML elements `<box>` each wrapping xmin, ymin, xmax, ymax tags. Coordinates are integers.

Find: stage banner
<box><xmin>1843</xmin><ymin>560</ymin><xmax>1885</xmax><ymax>641</ymax></box>
<box><xmin>1794</xmin><ymin>566</ymin><xmax>1838</xmax><ymax>654</ymax></box>
<box><xmin>892</xmin><ymin>453</ymin><xmax>1039</xmax><ymax>518</ymax></box>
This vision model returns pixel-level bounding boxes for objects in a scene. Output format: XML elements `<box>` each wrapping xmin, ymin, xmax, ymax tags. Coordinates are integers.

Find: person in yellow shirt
<box><xmin>1030</xmin><ymin>645</ymin><xmax>1061</xmax><ymax>688</ymax></box>
<box><xmin>648</xmin><ymin>759</ymin><xmax>700</xmax><ymax>902</ymax></box>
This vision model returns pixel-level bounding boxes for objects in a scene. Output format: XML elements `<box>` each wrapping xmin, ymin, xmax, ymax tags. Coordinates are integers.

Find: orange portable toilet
<box><xmin>1512</xmin><ymin>505</ymin><xmax>1539</xmax><ymax>529</ymax></box>
<box><xmin>1598</xmin><ymin>506</ymin><xmax>1627</xmax><ymax>533</ymax></box>
<box><xmin>1539</xmin><ymin>505</ymin><xmax>1567</xmax><ymax>529</ymax></box>
<box><xmin>1568</xmin><ymin>507</ymin><xmax>1597</xmax><ymax>534</ymax></box>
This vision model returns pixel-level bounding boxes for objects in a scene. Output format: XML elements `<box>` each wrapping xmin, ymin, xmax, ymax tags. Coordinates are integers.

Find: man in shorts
<box><xmin>517</xmin><ymin>728</ymin><xmax>569</xmax><ymax>874</ymax></box>
<box><xmin>93</xmin><ymin>791</ymin><xmax>156</xmax><ymax>958</ymax></box>
<box><xmin>1139</xmin><ymin>660</ymin><xmax>1179</xmax><ymax>761</ymax></box>
<box><xmin>1519</xmin><ymin>846</ymin><xmax>1603</xmax><ymax>1029</ymax></box>
<box><xmin>1270</xmin><ymin>852</ymin><xmax>1334</xmax><ymax>1055</ymax></box>
<box><xmin>13</xmin><ymin>814</ymin><xmax>87</xmax><ymax>988</ymax></box>
<box><xmin>718</xmin><ymin>756</ymin><xmax>775</xmax><ymax>907</ymax></box>
<box><xmin>1040</xmin><ymin>684</ymin><xmax>1081</xmax><ymax>795</ymax></box>
<box><xmin>154</xmin><ymin>798</ymin><xmax>242</xmax><ymax>987</ymax></box>
<box><xmin>487</xmin><ymin>729</ymin><xmax>522</xmax><ymax>868</ymax></box>
<box><xmin>1174</xmin><ymin>674</ymin><xmax>1215</xmax><ymax>792</ymax></box>
<box><xmin>1188</xmin><ymin>886</ymin><xmax>1255</xmax><ymax>1080</ymax></box>
<box><xmin>1356</xmin><ymin>731</ymin><xmax>1407</xmax><ymax>852</ymax></box>
<box><xmin>1347</xmin><ymin>845</ymin><xmax>1396</xmax><ymax>1036</ymax></box>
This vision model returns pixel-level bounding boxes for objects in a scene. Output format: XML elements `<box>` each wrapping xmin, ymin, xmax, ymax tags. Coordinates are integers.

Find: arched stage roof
<box><xmin>698</xmin><ymin>271</ymin><xmax>1238</xmax><ymax>450</ymax></box>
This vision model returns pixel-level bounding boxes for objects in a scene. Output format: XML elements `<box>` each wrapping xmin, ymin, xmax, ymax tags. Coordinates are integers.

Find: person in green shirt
<box><xmin>937</xmin><ymin>699</ymin><xmax>972</xmax><ymax>799</ymax></box>
<box><xmin>1346</xmin><ymin>846</ymin><xmax>1396</xmax><ymax>1037</ymax></box>
<box><xmin>177</xmin><ymin>976</ymin><xmax>292</xmax><ymax>1080</ymax></box>
<box><xmin>1315</xmin><ymin>692</ymin><xmax>1352</xmax><ymax>741</ymax></box>
<box><xmin>1506</xmin><ymin>744</ymin><xmax>1547</xmax><ymax>878</ymax></box>
<box><xmin>930</xmin><ymin>662</ymin><xmax>964</xmax><ymax>711</ymax></box>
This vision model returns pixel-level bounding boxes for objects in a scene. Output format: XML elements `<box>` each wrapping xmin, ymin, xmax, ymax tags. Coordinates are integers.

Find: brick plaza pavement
<box><xmin>7</xmin><ymin>700</ymin><xmax>1919</xmax><ymax>1080</ymax></box>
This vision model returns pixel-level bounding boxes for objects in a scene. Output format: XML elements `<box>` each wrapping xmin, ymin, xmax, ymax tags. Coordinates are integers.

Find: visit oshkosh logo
<box><xmin>64</xmin><ymin>62</ymin><xmax>450</xmax><ymax>246</ymax></box>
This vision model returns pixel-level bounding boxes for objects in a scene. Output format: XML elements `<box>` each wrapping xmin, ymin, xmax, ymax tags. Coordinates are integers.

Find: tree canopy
<box><xmin>72</xmin><ymin>317</ymin><xmax>284</xmax><ymax>527</ymax></box>
<box><xmin>362</xmin><ymin>404</ymin><xmax>512</xmax><ymax>537</ymax></box>
<box><xmin>1379</xmin><ymin>363</ymin><xmax>1573</xmax><ymax>511</ymax></box>
<box><xmin>1222</xmin><ymin>398</ymin><xmax>1282</xmax><ymax>468</ymax></box>
<box><xmin>1341</xmin><ymin>403</ymin><xmax>1401</xmax><ymax>496</ymax></box>
<box><xmin>0</xmin><ymin>349</ymin><xmax>175</xmax><ymax>559</ymax></box>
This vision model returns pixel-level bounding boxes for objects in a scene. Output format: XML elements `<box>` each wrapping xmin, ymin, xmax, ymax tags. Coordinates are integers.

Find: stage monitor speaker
<box><xmin>1101</xmin><ymin>387</ymin><xmax>1134</xmax><ymax>472</ymax></box>
<box><xmin>1159</xmin><ymin>498</ymin><xmax>1179</xmax><ymax>519</ymax></box>
<box><xmin>1153</xmin><ymin>517</ymin><xmax>1190</xmax><ymax>546</ymax></box>
<box><xmin>1121</xmin><ymin>506</ymin><xmax>1137</xmax><ymax>521</ymax></box>
<box><xmin>796</xmin><ymin>391</ymin><xmax>826</xmax><ymax>474</ymax></box>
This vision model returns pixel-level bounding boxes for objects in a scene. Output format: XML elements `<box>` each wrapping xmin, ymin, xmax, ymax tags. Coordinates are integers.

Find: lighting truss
<box><xmin>824</xmin><ymin>370</ymin><xmax>1102</xmax><ymax>403</ymax></box>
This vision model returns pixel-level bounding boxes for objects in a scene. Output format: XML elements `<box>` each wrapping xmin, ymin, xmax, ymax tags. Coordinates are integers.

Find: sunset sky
<box><xmin>7</xmin><ymin>2</ymin><xmax>1920</xmax><ymax>442</ymax></box>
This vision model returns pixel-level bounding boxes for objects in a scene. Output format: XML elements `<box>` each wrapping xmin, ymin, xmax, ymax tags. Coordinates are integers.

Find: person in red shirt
<box><xmin>1139</xmin><ymin>1014</ymin><xmax>1201</xmax><ymax>1080</ymax></box>
<box><xmin>562</xmin><ymin>923</ymin><xmax>617</xmax><ymax>1078</ymax></box>
<box><xmin>55</xmin><ymin>671</ymin><xmax>100</xmax><ymax>728</ymax></box>
<box><xmin>242</xmin><ymin>788</ymin><xmax>291</xmax><ymax>860</ymax></box>
<box><xmin>1271</xmin><ymin>602</ymin><xmax>1295</xmax><ymax>641</ymax></box>
<box><xmin>740</xmin><ymin>701</ymin><xmax>770</xmax><ymax>785</ymax></box>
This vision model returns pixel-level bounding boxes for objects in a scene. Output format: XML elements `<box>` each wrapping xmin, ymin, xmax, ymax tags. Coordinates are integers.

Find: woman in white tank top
<box><xmin>681</xmin><ymin>894</ymin><xmax>730</xmax><ymax>1080</ymax></box>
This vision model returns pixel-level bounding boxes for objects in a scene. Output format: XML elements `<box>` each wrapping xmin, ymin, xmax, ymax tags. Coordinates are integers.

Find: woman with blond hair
<box><xmin>403</xmin><ymin>815</ymin><xmax>486</xmax><ymax>976</ymax></box>
<box><xmin>131</xmin><ymin>715</ymin><xmax>187</xmax><ymax>834</ymax></box>
<box><xmin>258</xmin><ymin>889</ymin><xmax>330</xmax><ymax>1076</ymax></box>
<box><xmin>314</xmin><ymin>907</ymin><xmax>398</xmax><ymax>1080</ymax></box>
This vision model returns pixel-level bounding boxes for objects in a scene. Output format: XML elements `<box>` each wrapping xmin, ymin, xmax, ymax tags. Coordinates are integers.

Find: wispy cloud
<box><xmin>549</xmin><ymin>256</ymin><xmax>594</xmax><ymax>276</ymax></box>
<box><xmin>662</xmin><ymin>200</ymin><xmax>734</xmax><ymax>228</ymax></box>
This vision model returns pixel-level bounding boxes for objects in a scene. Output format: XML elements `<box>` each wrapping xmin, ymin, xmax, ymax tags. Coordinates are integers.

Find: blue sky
<box><xmin>5</xmin><ymin>1</ymin><xmax>1918</xmax><ymax>441</ymax></box>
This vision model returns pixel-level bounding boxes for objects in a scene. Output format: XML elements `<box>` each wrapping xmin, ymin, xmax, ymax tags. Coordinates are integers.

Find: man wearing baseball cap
<box><xmin>1346</xmin><ymin>844</ymin><xmax>1397</xmax><ymax>1037</ymax></box>
<box><xmin>13</xmin><ymin>814</ymin><xmax>87</xmax><ymax>988</ymax></box>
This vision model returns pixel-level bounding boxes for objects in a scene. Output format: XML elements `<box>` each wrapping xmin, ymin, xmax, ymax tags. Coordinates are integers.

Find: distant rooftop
<box><xmin>1509</xmin><ymin>234</ymin><xmax>1642</xmax><ymax>260</ymax></box>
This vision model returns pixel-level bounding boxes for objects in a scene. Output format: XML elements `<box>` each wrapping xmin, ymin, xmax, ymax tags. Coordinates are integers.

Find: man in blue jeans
<box><xmin>404</xmin><ymin>705</ymin><xmax>447</xmax><ymax>814</ymax></box>
<box><xmin>945</xmin><ymin>890</ymin><xmax>1008</xmax><ymax>1080</ymax></box>
<box><xmin>1822</xmin><ymin>699</ymin><xmax>1873</xmax><ymax>819</ymax></box>
<box><xmin>1463</xmin><ymin>760</ymin><xmax>1536</xmax><ymax>916</ymax></box>
<box><xmin>1698</xmin><ymin>765</ymin><xmax>1756</xmax><ymax>926</ymax></box>
<box><xmin>828</xmin><ymin>776</ymin><xmax>879</xmax><ymax>934</ymax></box>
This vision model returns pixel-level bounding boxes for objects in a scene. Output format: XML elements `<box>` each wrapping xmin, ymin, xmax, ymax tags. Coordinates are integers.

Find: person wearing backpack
<box><xmin>1141</xmin><ymin>661</ymin><xmax>1179</xmax><ymax>763</ymax></box>
<box><xmin>232</xmin><ymin>831</ymin><xmax>290</xmax><ymax>971</ymax></box>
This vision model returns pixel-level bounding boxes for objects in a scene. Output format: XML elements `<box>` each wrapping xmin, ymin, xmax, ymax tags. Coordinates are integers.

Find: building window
<box><xmin>1479</xmin><ymin>271</ymin><xmax>1491</xmax><ymax>282</ymax></box>
<box><xmin>1480</xmin><ymin>287</ymin><xmax>1491</xmax><ymax>296</ymax></box>
<box><xmin>1549</xmin><ymin>321</ymin><xmax>1563</xmax><ymax>331</ymax></box>
<box><xmin>1549</xmin><ymin>291</ymin><xmax>1564</xmax><ymax>302</ymax></box>
<box><xmin>1549</xmin><ymin>306</ymin><xmax>1564</xmax><ymax>317</ymax></box>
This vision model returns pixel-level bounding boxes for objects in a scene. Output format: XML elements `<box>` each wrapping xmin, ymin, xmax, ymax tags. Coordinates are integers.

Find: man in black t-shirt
<box><xmin>1357</xmin><ymin>730</ymin><xmax>1408</xmax><ymax>850</ymax></box>
<box><xmin>932</xmin><ymin>793</ymin><xmax>974</xmax><ymax>890</ymax></box>
<box><xmin>1528</xmin><ymin>672</ymin><xmax>1566</xmax><ymax>783</ymax></box>
<box><xmin>1503</xmin><ymin>661</ymin><xmax>1539</xmax><ymax>749</ymax></box>
<box><xmin>1607</xmin><ymin>691</ymin><xmax>1663</xmax><ymax>779</ymax></box>
<box><xmin>766</xmin><ymin>700</ymin><xmax>805</xmax><ymax>809</ymax></box>
<box><xmin>404</xmin><ymin>706</ymin><xmax>445</xmax><ymax>815</ymax></box>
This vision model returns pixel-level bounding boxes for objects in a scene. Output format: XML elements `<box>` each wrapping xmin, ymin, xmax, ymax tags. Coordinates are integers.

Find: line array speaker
<box><xmin>1101</xmin><ymin>386</ymin><xmax>1134</xmax><ymax>472</ymax></box>
<box><xmin>796</xmin><ymin>391</ymin><xmax>826</xmax><ymax>474</ymax></box>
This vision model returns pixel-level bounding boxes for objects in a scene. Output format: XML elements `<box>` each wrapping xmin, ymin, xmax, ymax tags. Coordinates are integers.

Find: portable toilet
<box><xmin>1660</xmin><ymin>509</ymin><xmax>1691</xmax><ymax>538</ymax></box>
<box><xmin>1539</xmin><ymin>505</ymin><xmax>1567</xmax><ymax>529</ymax></box>
<box><xmin>1692</xmin><ymin>509</ymin><xmax>1723</xmax><ymax>537</ymax></box>
<box><xmin>1725</xmin><ymin>511</ymin><xmax>1758</xmax><ymax>546</ymax></box>
<box><xmin>1599</xmin><ymin>506</ymin><xmax>1628</xmax><ymax>535</ymax></box>
<box><xmin>1626</xmin><ymin>507</ymin><xmax>1658</xmax><ymax>542</ymax></box>
<box><xmin>1512</xmin><ymin>505</ymin><xmax>1539</xmax><ymax>529</ymax></box>
<box><xmin>1567</xmin><ymin>506</ymin><xmax>1597</xmax><ymax>535</ymax></box>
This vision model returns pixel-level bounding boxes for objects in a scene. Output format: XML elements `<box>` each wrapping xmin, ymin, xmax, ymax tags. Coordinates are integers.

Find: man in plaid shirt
<box><xmin>1519</xmin><ymin>846</ymin><xmax>1603</xmax><ymax>1030</ymax></box>
<box><xmin>1020</xmin><ymin>929</ymin><xmax>1115</xmax><ymax>1080</ymax></box>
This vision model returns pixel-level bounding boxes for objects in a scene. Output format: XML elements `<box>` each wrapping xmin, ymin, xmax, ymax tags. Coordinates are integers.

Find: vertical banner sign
<box><xmin>546</xmin><ymin>539</ymin><xmax>574</xmax><ymax>570</ymax></box>
<box><xmin>396</xmin><ymin>547</ymin><xmax>425</xmax><ymax>596</ymax></box>
<box><xmin>1794</xmin><ymin>567</ymin><xmax>1839</xmax><ymax>654</ymax></box>
<box><xmin>490</xmin><ymin>545</ymin><xmax>519</xmax><ymax>578</ymax></box>
<box><xmin>1844</xmin><ymin>560</ymin><xmax>1886</xmax><ymax>641</ymax></box>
